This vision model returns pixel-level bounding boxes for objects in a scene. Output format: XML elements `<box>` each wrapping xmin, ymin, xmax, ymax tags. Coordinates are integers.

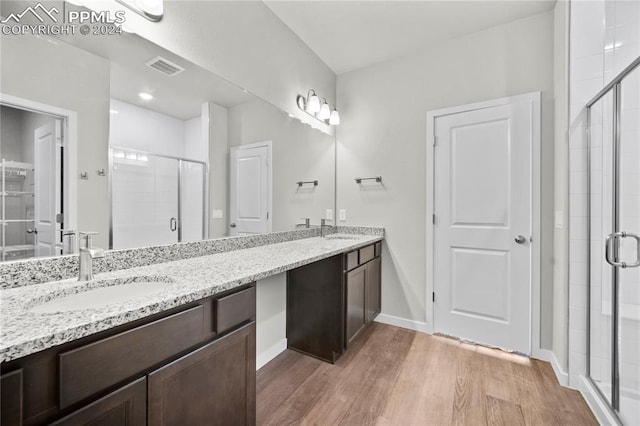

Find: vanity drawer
<box><xmin>214</xmin><ymin>286</ymin><xmax>256</xmax><ymax>334</ymax></box>
<box><xmin>58</xmin><ymin>305</ymin><xmax>205</xmax><ymax>409</ymax></box>
<box><xmin>359</xmin><ymin>245</ymin><xmax>375</xmax><ymax>264</ymax></box>
<box><xmin>346</xmin><ymin>250</ymin><xmax>359</xmax><ymax>271</ymax></box>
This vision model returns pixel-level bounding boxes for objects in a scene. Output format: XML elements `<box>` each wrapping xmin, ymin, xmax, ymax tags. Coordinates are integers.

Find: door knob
<box><xmin>515</xmin><ymin>235</ymin><xmax>526</xmax><ymax>244</ymax></box>
<box><xmin>230</xmin><ymin>223</ymin><xmax>237</xmax><ymax>228</ymax></box>
<box><xmin>26</xmin><ymin>228</ymin><xmax>38</xmax><ymax>234</ymax></box>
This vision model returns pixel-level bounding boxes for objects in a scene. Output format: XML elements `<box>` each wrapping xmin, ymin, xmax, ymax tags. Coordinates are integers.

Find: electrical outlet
<box><xmin>325</xmin><ymin>209</ymin><xmax>333</xmax><ymax>221</ymax></box>
<box><xmin>339</xmin><ymin>209</ymin><xmax>346</xmax><ymax>221</ymax></box>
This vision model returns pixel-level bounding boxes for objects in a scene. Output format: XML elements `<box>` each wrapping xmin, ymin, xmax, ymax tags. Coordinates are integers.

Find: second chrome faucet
<box><xmin>320</xmin><ymin>218</ymin><xmax>335</xmax><ymax>238</ymax></box>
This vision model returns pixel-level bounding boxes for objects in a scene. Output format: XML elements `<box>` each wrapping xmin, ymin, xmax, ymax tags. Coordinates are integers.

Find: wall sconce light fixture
<box><xmin>297</xmin><ymin>90</ymin><xmax>340</xmax><ymax>126</ymax></box>
<box><xmin>116</xmin><ymin>0</ymin><xmax>164</xmax><ymax>22</ymax></box>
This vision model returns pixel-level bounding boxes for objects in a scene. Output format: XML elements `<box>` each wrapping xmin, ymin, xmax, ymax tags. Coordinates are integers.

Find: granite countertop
<box><xmin>0</xmin><ymin>234</ymin><xmax>382</xmax><ymax>362</ymax></box>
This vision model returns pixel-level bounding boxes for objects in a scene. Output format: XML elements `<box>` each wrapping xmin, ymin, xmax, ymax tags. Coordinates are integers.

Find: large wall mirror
<box><xmin>0</xmin><ymin>1</ymin><xmax>336</xmax><ymax>261</ymax></box>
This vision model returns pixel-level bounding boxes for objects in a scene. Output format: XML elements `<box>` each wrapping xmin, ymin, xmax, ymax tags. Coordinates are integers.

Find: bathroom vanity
<box><xmin>287</xmin><ymin>241</ymin><xmax>382</xmax><ymax>363</ymax></box>
<box><xmin>0</xmin><ymin>229</ymin><xmax>383</xmax><ymax>425</ymax></box>
<box><xmin>1</xmin><ymin>285</ymin><xmax>256</xmax><ymax>425</ymax></box>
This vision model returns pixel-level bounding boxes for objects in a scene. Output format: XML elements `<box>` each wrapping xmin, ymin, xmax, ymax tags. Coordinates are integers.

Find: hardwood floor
<box><xmin>256</xmin><ymin>323</ymin><xmax>597</xmax><ymax>425</ymax></box>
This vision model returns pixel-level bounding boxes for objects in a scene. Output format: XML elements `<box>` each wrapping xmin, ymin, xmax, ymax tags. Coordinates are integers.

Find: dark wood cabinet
<box><xmin>286</xmin><ymin>255</ymin><xmax>344</xmax><ymax>363</ymax></box>
<box><xmin>366</xmin><ymin>256</ymin><xmax>382</xmax><ymax>323</ymax></box>
<box><xmin>1</xmin><ymin>369</ymin><xmax>23</xmax><ymax>426</ymax></box>
<box><xmin>51</xmin><ymin>378</ymin><xmax>146</xmax><ymax>426</ymax></box>
<box><xmin>346</xmin><ymin>265</ymin><xmax>367</xmax><ymax>345</ymax></box>
<box><xmin>287</xmin><ymin>241</ymin><xmax>382</xmax><ymax>363</ymax></box>
<box><xmin>0</xmin><ymin>284</ymin><xmax>256</xmax><ymax>426</ymax></box>
<box><xmin>148</xmin><ymin>322</ymin><xmax>255</xmax><ymax>426</ymax></box>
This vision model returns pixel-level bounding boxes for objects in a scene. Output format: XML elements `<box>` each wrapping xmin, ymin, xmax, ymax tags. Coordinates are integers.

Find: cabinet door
<box><xmin>148</xmin><ymin>322</ymin><xmax>256</xmax><ymax>426</ymax></box>
<box><xmin>1</xmin><ymin>369</ymin><xmax>22</xmax><ymax>426</ymax></box>
<box><xmin>346</xmin><ymin>265</ymin><xmax>367</xmax><ymax>346</ymax></box>
<box><xmin>366</xmin><ymin>256</ymin><xmax>382</xmax><ymax>323</ymax></box>
<box><xmin>51</xmin><ymin>377</ymin><xmax>146</xmax><ymax>426</ymax></box>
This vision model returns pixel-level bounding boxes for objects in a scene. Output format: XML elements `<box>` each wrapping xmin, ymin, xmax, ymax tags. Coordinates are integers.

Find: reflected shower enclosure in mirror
<box><xmin>0</xmin><ymin>0</ymin><xmax>335</xmax><ymax>261</ymax></box>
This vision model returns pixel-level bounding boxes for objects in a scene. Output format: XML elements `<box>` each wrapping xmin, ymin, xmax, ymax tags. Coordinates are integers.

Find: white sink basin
<box><xmin>29</xmin><ymin>277</ymin><xmax>173</xmax><ymax>314</ymax></box>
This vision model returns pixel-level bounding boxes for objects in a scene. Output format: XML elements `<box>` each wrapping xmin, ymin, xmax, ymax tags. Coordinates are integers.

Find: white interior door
<box><xmin>433</xmin><ymin>95</ymin><xmax>537</xmax><ymax>354</ymax></box>
<box><xmin>229</xmin><ymin>143</ymin><xmax>271</xmax><ymax>236</ymax></box>
<box><xmin>34</xmin><ymin>120</ymin><xmax>61</xmax><ymax>257</ymax></box>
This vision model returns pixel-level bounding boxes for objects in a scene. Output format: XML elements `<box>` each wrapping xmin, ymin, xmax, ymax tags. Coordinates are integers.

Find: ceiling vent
<box><xmin>145</xmin><ymin>56</ymin><xmax>185</xmax><ymax>77</ymax></box>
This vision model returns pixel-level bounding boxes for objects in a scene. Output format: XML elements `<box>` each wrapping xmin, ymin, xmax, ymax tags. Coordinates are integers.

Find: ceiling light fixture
<box><xmin>296</xmin><ymin>89</ymin><xmax>340</xmax><ymax>126</ymax></box>
<box><xmin>116</xmin><ymin>0</ymin><xmax>163</xmax><ymax>21</ymax></box>
<box><xmin>138</xmin><ymin>92</ymin><xmax>153</xmax><ymax>100</ymax></box>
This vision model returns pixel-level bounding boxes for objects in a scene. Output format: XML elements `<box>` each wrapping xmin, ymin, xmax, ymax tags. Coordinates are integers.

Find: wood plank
<box><xmin>485</xmin><ymin>395</ymin><xmax>525</xmax><ymax>426</ymax></box>
<box><xmin>257</xmin><ymin>324</ymin><xmax>598</xmax><ymax>426</ymax></box>
<box><xmin>337</xmin><ymin>328</ymin><xmax>414</xmax><ymax>425</ymax></box>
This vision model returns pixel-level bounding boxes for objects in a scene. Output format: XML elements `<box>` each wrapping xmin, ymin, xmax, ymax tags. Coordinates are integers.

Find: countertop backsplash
<box><xmin>0</xmin><ymin>226</ymin><xmax>384</xmax><ymax>289</ymax></box>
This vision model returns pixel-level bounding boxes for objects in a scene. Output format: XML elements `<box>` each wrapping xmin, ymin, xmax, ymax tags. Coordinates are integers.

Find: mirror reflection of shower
<box><xmin>0</xmin><ymin>104</ymin><xmax>71</xmax><ymax>261</ymax></box>
<box><xmin>109</xmin><ymin>99</ymin><xmax>207</xmax><ymax>250</ymax></box>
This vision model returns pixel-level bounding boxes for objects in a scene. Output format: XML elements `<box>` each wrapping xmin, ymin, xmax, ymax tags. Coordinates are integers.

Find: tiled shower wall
<box><xmin>569</xmin><ymin>0</ymin><xmax>640</xmax><ymax>398</ymax></box>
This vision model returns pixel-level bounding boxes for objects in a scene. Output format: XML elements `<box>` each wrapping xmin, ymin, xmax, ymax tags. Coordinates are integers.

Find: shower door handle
<box><xmin>169</xmin><ymin>217</ymin><xmax>177</xmax><ymax>232</ymax></box>
<box><xmin>605</xmin><ymin>231</ymin><xmax>640</xmax><ymax>268</ymax></box>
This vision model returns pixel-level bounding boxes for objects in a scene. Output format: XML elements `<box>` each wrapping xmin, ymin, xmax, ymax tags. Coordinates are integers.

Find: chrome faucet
<box><xmin>78</xmin><ymin>232</ymin><xmax>104</xmax><ymax>281</ymax></box>
<box><xmin>298</xmin><ymin>218</ymin><xmax>311</xmax><ymax>228</ymax></box>
<box><xmin>320</xmin><ymin>218</ymin><xmax>335</xmax><ymax>238</ymax></box>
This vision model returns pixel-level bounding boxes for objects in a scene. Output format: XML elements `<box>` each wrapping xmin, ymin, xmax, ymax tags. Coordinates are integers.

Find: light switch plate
<box><xmin>325</xmin><ymin>209</ymin><xmax>333</xmax><ymax>220</ymax></box>
<box><xmin>339</xmin><ymin>209</ymin><xmax>346</xmax><ymax>221</ymax></box>
<box><xmin>212</xmin><ymin>210</ymin><xmax>223</xmax><ymax>219</ymax></box>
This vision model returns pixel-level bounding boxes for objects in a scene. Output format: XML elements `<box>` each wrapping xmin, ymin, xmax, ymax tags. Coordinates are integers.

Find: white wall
<box><xmin>256</xmin><ymin>273</ymin><xmax>287</xmax><ymax>369</ymax></box>
<box><xmin>1</xmin><ymin>34</ymin><xmax>110</xmax><ymax>248</ymax></box>
<box><xmin>99</xmin><ymin>0</ymin><xmax>336</xmax><ymax>135</ymax></box>
<box><xmin>228</xmin><ymin>99</ymin><xmax>335</xmax><ymax>231</ymax></box>
<box><xmin>110</xmin><ymin>99</ymin><xmax>189</xmax><ymax>158</ymax></box>
<box><xmin>208</xmin><ymin>103</ymin><xmax>229</xmax><ymax>238</ymax></box>
<box><xmin>553</xmin><ymin>0</ymin><xmax>570</xmax><ymax>373</ymax></box>
<box><xmin>184</xmin><ymin>116</ymin><xmax>205</xmax><ymax>162</ymax></box>
<box><xmin>336</xmin><ymin>12</ymin><xmax>555</xmax><ymax>344</ymax></box>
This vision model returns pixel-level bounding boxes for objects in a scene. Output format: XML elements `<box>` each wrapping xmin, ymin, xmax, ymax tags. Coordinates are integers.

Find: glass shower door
<box><xmin>111</xmin><ymin>149</ymin><xmax>179</xmax><ymax>249</ymax></box>
<box><xmin>589</xmin><ymin>90</ymin><xmax>614</xmax><ymax>406</ymax></box>
<box><xmin>179</xmin><ymin>160</ymin><xmax>205</xmax><ymax>242</ymax></box>
<box><xmin>588</xmin><ymin>62</ymin><xmax>640</xmax><ymax>424</ymax></box>
<box><xmin>617</xmin><ymin>66</ymin><xmax>640</xmax><ymax>426</ymax></box>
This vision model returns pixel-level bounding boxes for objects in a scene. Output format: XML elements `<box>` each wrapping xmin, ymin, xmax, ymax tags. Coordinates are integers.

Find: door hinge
<box><xmin>432</xmin><ymin>214</ymin><xmax>436</xmax><ymax>225</ymax></box>
<box><xmin>433</xmin><ymin>136</ymin><xmax>437</xmax><ymax>147</ymax></box>
<box><xmin>266</xmin><ymin>211</ymin><xmax>269</xmax><ymax>219</ymax></box>
<box><xmin>432</xmin><ymin>292</ymin><xmax>435</xmax><ymax>302</ymax></box>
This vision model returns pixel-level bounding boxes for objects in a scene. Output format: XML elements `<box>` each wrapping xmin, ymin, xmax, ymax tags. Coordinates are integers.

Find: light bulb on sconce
<box><xmin>296</xmin><ymin>89</ymin><xmax>340</xmax><ymax>126</ymax></box>
<box><xmin>329</xmin><ymin>109</ymin><xmax>340</xmax><ymax>125</ymax></box>
<box><xmin>306</xmin><ymin>90</ymin><xmax>321</xmax><ymax>114</ymax></box>
<box><xmin>317</xmin><ymin>99</ymin><xmax>331</xmax><ymax>120</ymax></box>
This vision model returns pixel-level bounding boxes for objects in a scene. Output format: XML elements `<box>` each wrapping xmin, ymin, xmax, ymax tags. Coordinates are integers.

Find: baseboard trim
<box><xmin>580</xmin><ymin>376</ymin><xmax>620</xmax><ymax>425</ymax></box>
<box><xmin>256</xmin><ymin>338</ymin><xmax>287</xmax><ymax>371</ymax></box>
<box><xmin>533</xmin><ymin>349</ymin><xmax>570</xmax><ymax>387</ymax></box>
<box><xmin>374</xmin><ymin>314</ymin><xmax>429</xmax><ymax>333</ymax></box>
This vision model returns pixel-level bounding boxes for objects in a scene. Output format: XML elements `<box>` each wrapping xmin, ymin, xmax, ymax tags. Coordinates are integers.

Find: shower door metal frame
<box><xmin>108</xmin><ymin>146</ymin><xmax>209</xmax><ymax>249</ymax></box>
<box><xmin>585</xmin><ymin>55</ymin><xmax>640</xmax><ymax>420</ymax></box>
